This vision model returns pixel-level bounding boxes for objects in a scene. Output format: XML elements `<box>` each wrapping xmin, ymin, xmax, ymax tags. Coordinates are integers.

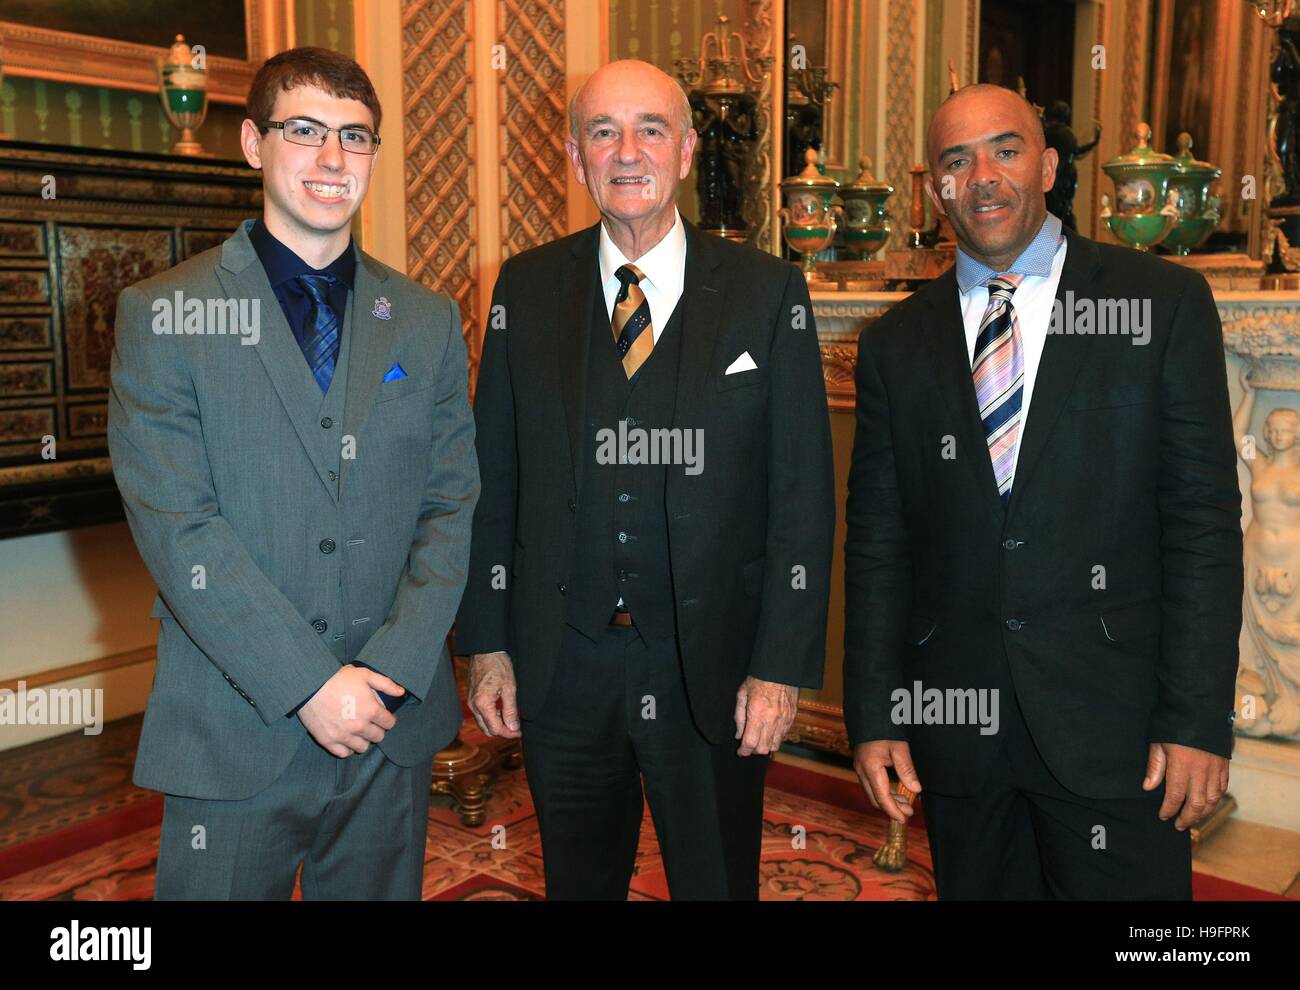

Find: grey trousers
<box><xmin>154</xmin><ymin>733</ymin><xmax>434</xmax><ymax>900</ymax></box>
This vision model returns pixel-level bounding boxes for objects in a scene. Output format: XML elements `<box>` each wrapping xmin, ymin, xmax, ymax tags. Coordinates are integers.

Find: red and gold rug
<box><xmin>0</xmin><ymin>714</ymin><xmax>1281</xmax><ymax>901</ymax></box>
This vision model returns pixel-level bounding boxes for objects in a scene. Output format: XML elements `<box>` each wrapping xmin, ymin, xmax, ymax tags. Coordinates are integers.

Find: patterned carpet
<box><xmin>0</xmin><ymin>711</ymin><xmax>937</xmax><ymax>901</ymax></box>
<box><xmin>0</xmin><ymin>706</ymin><xmax>1282</xmax><ymax>901</ymax></box>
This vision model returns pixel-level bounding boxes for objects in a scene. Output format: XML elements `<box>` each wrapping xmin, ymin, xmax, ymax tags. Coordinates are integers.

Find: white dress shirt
<box><xmin>956</xmin><ymin>217</ymin><xmax>1068</xmax><ymax>485</ymax></box>
<box><xmin>598</xmin><ymin>208</ymin><xmax>687</xmax><ymax>342</ymax></box>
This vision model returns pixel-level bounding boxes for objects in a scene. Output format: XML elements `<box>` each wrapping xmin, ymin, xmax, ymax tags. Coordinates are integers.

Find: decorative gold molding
<box><xmin>1087</xmin><ymin>0</ymin><xmax>1108</xmax><ymax>243</ymax></box>
<box><xmin>884</xmin><ymin>0</ymin><xmax>916</xmax><ymax>252</ymax></box>
<box><xmin>787</xmin><ymin>697</ymin><xmax>851</xmax><ymax>755</ymax></box>
<box><xmin>822</xmin><ymin>0</ymin><xmax>850</xmax><ymax>172</ymax></box>
<box><xmin>1120</xmin><ymin>0</ymin><xmax>1147</xmax><ymax>145</ymax></box>
<box><xmin>965</xmin><ymin>0</ymin><xmax>977</xmax><ymax>82</ymax></box>
<box><xmin>820</xmin><ymin>343</ymin><xmax>858</xmax><ymax>410</ymax></box>
<box><xmin>742</xmin><ymin>0</ymin><xmax>781</xmax><ymax>255</ymax></box>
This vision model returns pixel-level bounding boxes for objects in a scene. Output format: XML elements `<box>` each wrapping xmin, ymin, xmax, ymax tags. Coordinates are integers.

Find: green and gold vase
<box><xmin>1100</xmin><ymin>123</ymin><xmax>1178</xmax><ymax>251</ymax></box>
<box><xmin>779</xmin><ymin>148</ymin><xmax>842</xmax><ymax>276</ymax></box>
<box><xmin>157</xmin><ymin>33</ymin><xmax>209</xmax><ymax>157</ymax></box>
<box><xmin>1162</xmin><ymin>131</ymin><xmax>1222</xmax><ymax>256</ymax></box>
<box><xmin>836</xmin><ymin>155</ymin><xmax>894</xmax><ymax>260</ymax></box>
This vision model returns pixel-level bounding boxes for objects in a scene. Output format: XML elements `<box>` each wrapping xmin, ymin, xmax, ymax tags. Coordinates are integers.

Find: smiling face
<box><xmin>564</xmin><ymin>61</ymin><xmax>696</xmax><ymax>235</ymax></box>
<box><xmin>925</xmin><ymin>85</ymin><xmax>1058</xmax><ymax>271</ymax></box>
<box><xmin>241</xmin><ymin>83</ymin><xmax>377</xmax><ymax>252</ymax></box>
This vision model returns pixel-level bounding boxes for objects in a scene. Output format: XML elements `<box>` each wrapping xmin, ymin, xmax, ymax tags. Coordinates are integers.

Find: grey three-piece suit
<box><xmin>108</xmin><ymin>219</ymin><xmax>478</xmax><ymax>898</ymax></box>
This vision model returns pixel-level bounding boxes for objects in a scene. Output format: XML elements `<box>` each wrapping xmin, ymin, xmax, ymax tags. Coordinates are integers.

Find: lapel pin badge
<box><xmin>372</xmin><ymin>296</ymin><xmax>392</xmax><ymax>320</ymax></box>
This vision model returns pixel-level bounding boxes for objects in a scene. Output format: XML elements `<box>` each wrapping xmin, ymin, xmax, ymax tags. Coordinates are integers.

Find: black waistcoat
<box><xmin>564</xmin><ymin>280</ymin><xmax>685</xmax><ymax>644</ymax></box>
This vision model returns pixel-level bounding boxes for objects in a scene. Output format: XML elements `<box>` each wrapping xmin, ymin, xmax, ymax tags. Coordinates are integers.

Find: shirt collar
<box><xmin>249</xmin><ymin>218</ymin><xmax>357</xmax><ymax>290</ymax></box>
<box><xmin>598</xmin><ymin>208</ymin><xmax>686</xmax><ymax>295</ymax></box>
<box><xmin>955</xmin><ymin>212</ymin><xmax>1063</xmax><ymax>294</ymax></box>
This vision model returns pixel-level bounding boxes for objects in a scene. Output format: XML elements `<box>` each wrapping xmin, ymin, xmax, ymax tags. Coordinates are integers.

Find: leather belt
<box><xmin>609</xmin><ymin>609</ymin><xmax>635</xmax><ymax>627</ymax></box>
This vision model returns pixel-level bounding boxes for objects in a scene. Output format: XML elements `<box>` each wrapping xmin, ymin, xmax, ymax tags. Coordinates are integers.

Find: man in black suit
<box><xmin>844</xmin><ymin>84</ymin><xmax>1243</xmax><ymax>899</ymax></box>
<box><xmin>455</xmin><ymin>59</ymin><xmax>834</xmax><ymax>900</ymax></box>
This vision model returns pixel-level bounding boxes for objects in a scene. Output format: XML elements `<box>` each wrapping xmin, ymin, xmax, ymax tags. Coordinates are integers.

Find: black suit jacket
<box><xmin>456</xmin><ymin>219</ymin><xmax>836</xmax><ymax>744</ymax></box>
<box><xmin>843</xmin><ymin>223</ymin><xmax>1243</xmax><ymax>798</ymax></box>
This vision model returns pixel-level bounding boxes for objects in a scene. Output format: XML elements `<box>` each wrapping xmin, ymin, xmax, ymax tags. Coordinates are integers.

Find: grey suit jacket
<box><xmin>108</xmin><ymin>219</ymin><xmax>479</xmax><ymax>800</ymax></box>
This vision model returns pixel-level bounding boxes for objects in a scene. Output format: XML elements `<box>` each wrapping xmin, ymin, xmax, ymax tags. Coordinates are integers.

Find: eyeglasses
<box><xmin>261</xmin><ymin>117</ymin><xmax>380</xmax><ymax>155</ymax></box>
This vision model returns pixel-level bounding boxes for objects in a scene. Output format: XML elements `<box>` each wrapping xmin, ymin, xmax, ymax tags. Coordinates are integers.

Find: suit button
<box><xmin>618</xmin><ymin>493</ymin><xmax>630</xmax><ymax>503</ymax></box>
<box><xmin>557</xmin><ymin>582</ymin><xmax>566</xmax><ymax>595</ymax></box>
<box><xmin>320</xmin><ymin>539</ymin><xmax>336</xmax><ymax>554</ymax></box>
<box><xmin>1005</xmin><ymin>618</ymin><xmax>1023</xmax><ymax>631</ymax></box>
<box><xmin>328</xmin><ymin>470</ymin><xmax>337</xmax><ymax>481</ymax></box>
<box><xmin>1003</xmin><ymin>538</ymin><xmax>1016</xmax><ymax>550</ymax></box>
<box><xmin>617</xmin><ymin>531</ymin><xmax>628</xmax><ymax>543</ymax></box>
<box><xmin>320</xmin><ymin>417</ymin><xmax>333</xmax><ymax>429</ymax></box>
<box><xmin>567</xmin><ymin>498</ymin><xmax>577</xmax><ymax>512</ymax></box>
<box><xmin>618</xmin><ymin>569</ymin><xmax>628</xmax><ymax>581</ymax></box>
<box><xmin>312</xmin><ymin>618</ymin><xmax>327</xmax><ymax>634</ymax></box>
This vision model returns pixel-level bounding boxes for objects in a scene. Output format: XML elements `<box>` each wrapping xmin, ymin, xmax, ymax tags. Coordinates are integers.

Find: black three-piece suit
<box><xmin>457</xmin><ymin>219</ymin><xmax>835</xmax><ymax>899</ymax></box>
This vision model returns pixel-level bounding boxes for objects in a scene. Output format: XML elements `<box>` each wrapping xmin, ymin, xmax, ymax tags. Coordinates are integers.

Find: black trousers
<box><xmin>920</xmin><ymin>692</ymin><xmax>1192</xmax><ymax>900</ymax></box>
<box><xmin>520</xmin><ymin>622</ymin><xmax>770</xmax><ymax>900</ymax></box>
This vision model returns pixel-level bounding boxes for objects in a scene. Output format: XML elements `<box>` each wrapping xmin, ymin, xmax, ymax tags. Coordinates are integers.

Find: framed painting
<box><xmin>0</xmin><ymin>0</ymin><xmax>293</xmax><ymax>105</ymax></box>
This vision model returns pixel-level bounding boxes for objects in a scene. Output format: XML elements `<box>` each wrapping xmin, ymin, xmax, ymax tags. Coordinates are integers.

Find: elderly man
<box><xmin>844</xmin><ymin>84</ymin><xmax>1242</xmax><ymax>899</ymax></box>
<box><xmin>455</xmin><ymin>59</ymin><xmax>834</xmax><ymax>900</ymax></box>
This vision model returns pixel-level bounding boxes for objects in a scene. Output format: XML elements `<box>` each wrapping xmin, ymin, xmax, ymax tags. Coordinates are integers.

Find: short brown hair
<box><xmin>246</xmin><ymin>46</ymin><xmax>382</xmax><ymax>134</ymax></box>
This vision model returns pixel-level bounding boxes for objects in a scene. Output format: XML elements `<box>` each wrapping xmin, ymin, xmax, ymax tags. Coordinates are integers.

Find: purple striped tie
<box><xmin>973</xmin><ymin>273</ymin><xmax>1025</xmax><ymax>506</ymax></box>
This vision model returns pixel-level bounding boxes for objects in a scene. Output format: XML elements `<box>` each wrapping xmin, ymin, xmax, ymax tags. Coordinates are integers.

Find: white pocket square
<box><xmin>725</xmin><ymin>351</ymin><xmax>758</xmax><ymax>375</ymax></box>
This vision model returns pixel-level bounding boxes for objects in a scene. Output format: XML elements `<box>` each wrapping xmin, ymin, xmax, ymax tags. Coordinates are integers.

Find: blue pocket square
<box><xmin>382</xmin><ymin>363</ymin><xmax>407</xmax><ymax>382</ymax></box>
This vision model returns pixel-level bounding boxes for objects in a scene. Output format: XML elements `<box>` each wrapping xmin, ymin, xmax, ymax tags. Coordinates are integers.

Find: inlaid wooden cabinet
<box><xmin>0</xmin><ymin>141</ymin><xmax>261</xmax><ymax>538</ymax></box>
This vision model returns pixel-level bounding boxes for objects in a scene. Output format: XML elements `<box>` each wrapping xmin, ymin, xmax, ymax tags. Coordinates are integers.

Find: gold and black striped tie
<box><xmin>612</xmin><ymin>263</ymin><xmax>654</xmax><ymax>379</ymax></box>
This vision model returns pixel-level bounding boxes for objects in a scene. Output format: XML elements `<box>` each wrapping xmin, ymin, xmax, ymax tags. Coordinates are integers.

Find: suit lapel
<box><xmin>215</xmin><ymin>221</ymin><xmax>338</xmax><ymax>500</ymax></box>
<box><xmin>670</xmin><ymin>221</ymin><xmax>726</xmax><ymax>436</ymax></box>
<box><xmin>339</xmin><ymin>250</ymin><xmax>394</xmax><ymax>493</ymax></box>
<box><xmin>1004</xmin><ymin>225</ymin><xmax>1101</xmax><ymax>519</ymax></box>
<box><xmin>559</xmin><ymin>223</ymin><xmax>600</xmax><ymax>496</ymax></box>
<box><xmin>921</xmin><ymin>267</ymin><xmax>1006</xmax><ymax>524</ymax></box>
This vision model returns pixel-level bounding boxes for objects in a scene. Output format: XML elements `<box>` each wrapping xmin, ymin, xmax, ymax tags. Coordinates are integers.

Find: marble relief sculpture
<box><xmin>1234</xmin><ymin>364</ymin><xmax>1300</xmax><ymax>738</ymax></box>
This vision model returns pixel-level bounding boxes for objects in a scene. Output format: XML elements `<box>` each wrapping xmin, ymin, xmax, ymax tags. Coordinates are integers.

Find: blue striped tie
<box><xmin>296</xmin><ymin>274</ymin><xmax>340</xmax><ymax>393</ymax></box>
<box><xmin>973</xmin><ymin>273</ymin><xmax>1025</xmax><ymax>507</ymax></box>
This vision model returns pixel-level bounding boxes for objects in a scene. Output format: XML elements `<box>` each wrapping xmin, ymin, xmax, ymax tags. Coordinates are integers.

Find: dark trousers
<box><xmin>920</xmin><ymin>692</ymin><xmax>1192</xmax><ymax>900</ymax></box>
<box><xmin>154</xmin><ymin>733</ymin><xmax>434</xmax><ymax>900</ymax></box>
<box><xmin>521</xmin><ymin>623</ymin><xmax>770</xmax><ymax>900</ymax></box>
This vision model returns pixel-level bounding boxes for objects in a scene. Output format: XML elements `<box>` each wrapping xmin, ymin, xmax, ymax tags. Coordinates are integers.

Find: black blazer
<box><xmin>456</xmin><ymin>220</ymin><xmax>836</xmax><ymax>743</ymax></box>
<box><xmin>843</xmin><ymin>224</ymin><xmax>1243</xmax><ymax>799</ymax></box>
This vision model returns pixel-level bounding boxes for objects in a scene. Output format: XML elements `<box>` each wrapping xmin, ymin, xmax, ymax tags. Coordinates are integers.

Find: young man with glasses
<box><xmin>108</xmin><ymin>47</ymin><xmax>479</xmax><ymax>899</ymax></box>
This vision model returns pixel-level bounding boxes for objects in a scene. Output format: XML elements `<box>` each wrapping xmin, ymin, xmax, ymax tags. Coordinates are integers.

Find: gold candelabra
<box><xmin>1248</xmin><ymin>0</ymin><xmax>1296</xmax><ymax>29</ymax></box>
<box><xmin>674</xmin><ymin>14</ymin><xmax>774</xmax><ymax>97</ymax></box>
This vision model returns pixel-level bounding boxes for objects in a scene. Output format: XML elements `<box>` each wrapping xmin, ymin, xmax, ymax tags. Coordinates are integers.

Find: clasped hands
<box><xmin>298</xmin><ymin>663</ymin><xmax>405</xmax><ymax>758</ymax></box>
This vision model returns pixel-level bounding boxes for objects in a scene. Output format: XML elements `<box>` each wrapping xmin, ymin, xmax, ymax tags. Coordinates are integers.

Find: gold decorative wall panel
<box><xmin>499</xmin><ymin>0</ymin><xmax>568</xmax><ymax>257</ymax></box>
<box><xmin>401</xmin><ymin>0</ymin><xmax>479</xmax><ymax>363</ymax></box>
